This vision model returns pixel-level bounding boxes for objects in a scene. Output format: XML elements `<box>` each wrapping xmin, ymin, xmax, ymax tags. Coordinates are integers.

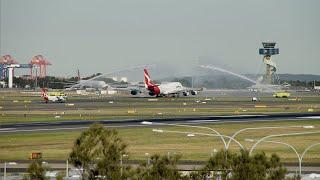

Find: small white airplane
<box><xmin>136</xmin><ymin>68</ymin><xmax>198</xmax><ymax>97</ymax></box>
<box><xmin>41</xmin><ymin>88</ymin><xmax>67</xmax><ymax>103</ymax></box>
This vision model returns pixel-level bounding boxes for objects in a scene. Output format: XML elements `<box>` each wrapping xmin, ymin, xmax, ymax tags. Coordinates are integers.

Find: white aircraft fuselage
<box><xmin>41</xmin><ymin>89</ymin><xmax>67</xmax><ymax>103</ymax></box>
<box><xmin>142</xmin><ymin>69</ymin><xmax>197</xmax><ymax>97</ymax></box>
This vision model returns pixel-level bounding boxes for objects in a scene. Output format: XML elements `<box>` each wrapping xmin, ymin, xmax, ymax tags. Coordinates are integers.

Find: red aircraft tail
<box><xmin>143</xmin><ymin>69</ymin><xmax>160</xmax><ymax>95</ymax></box>
<box><xmin>41</xmin><ymin>88</ymin><xmax>49</xmax><ymax>102</ymax></box>
<box><xmin>144</xmin><ymin>69</ymin><xmax>154</xmax><ymax>88</ymax></box>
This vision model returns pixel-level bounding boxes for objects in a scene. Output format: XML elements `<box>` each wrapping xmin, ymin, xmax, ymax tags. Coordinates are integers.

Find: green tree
<box><xmin>231</xmin><ymin>151</ymin><xmax>287</xmax><ymax>180</ymax></box>
<box><xmin>135</xmin><ymin>154</ymin><xmax>183</xmax><ymax>180</ymax></box>
<box><xmin>200</xmin><ymin>150</ymin><xmax>235</xmax><ymax>179</ymax></box>
<box><xmin>69</xmin><ymin>123</ymin><xmax>127</xmax><ymax>180</ymax></box>
<box><xmin>195</xmin><ymin>150</ymin><xmax>287</xmax><ymax>180</ymax></box>
<box><xmin>25</xmin><ymin>158</ymin><xmax>48</xmax><ymax>180</ymax></box>
<box><xmin>267</xmin><ymin>154</ymin><xmax>288</xmax><ymax>180</ymax></box>
<box><xmin>55</xmin><ymin>171</ymin><xmax>65</xmax><ymax>180</ymax></box>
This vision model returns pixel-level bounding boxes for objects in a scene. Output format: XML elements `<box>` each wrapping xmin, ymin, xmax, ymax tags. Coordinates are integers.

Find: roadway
<box><xmin>1</xmin><ymin>112</ymin><xmax>320</xmax><ymax>134</ymax></box>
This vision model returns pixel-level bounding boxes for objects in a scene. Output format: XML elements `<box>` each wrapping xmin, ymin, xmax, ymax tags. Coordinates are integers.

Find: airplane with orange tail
<box><xmin>41</xmin><ymin>88</ymin><xmax>67</xmax><ymax>103</ymax></box>
<box><xmin>130</xmin><ymin>69</ymin><xmax>199</xmax><ymax>97</ymax></box>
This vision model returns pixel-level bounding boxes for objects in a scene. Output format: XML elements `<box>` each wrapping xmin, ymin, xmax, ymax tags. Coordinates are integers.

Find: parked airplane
<box><xmin>73</xmin><ymin>79</ymin><xmax>108</xmax><ymax>90</ymax></box>
<box><xmin>65</xmin><ymin>70</ymin><xmax>108</xmax><ymax>90</ymax></box>
<box><xmin>41</xmin><ymin>88</ymin><xmax>67</xmax><ymax>103</ymax></box>
<box><xmin>131</xmin><ymin>69</ymin><xmax>198</xmax><ymax>97</ymax></box>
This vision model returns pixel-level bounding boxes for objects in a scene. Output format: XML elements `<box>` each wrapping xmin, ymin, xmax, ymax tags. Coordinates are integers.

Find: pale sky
<box><xmin>0</xmin><ymin>0</ymin><xmax>319</xmax><ymax>77</ymax></box>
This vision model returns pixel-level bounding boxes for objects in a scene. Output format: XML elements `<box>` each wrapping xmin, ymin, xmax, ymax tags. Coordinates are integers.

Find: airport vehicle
<box><xmin>135</xmin><ymin>69</ymin><xmax>198</xmax><ymax>97</ymax></box>
<box><xmin>41</xmin><ymin>88</ymin><xmax>67</xmax><ymax>103</ymax></box>
<box><xmin>273</xmin><ymin>91</ymin><xmax>290</xmax><ymax>98</ymax></box>
<box><xmin>29</xmin><ymin>152</ymin><xmax>42</xmax><ymax>160</ymax></box>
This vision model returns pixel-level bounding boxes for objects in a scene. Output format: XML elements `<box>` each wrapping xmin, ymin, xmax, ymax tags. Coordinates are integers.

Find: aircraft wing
<box><xmin>183</xmin><ymin>87</ymin><xmax>203</xmax><ymax>95</ymax></box>
<box><xmin>162</xmin><ymin>87</ymin><xmax>203</xmax><ymax>96</ymax></box>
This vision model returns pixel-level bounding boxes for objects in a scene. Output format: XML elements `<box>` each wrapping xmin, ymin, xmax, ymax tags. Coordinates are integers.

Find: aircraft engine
<box><xmin>130</xmin><ymin>89</ymin><xmax>140</xmax><ymax>95</ymax></box>
<box><xmin>149</xmin><ymin>91</ymin><xmax>156</xmax><ymax>96</ymax></box>
<box><xmin>190</xmin><ymin>90</ymin><xmax>197</xmax><ymax>95</ymax></box>
<box><xmin>183</xmin><ymin>92</ymin><xmax>189</xmax><ymax>96</ymax></box>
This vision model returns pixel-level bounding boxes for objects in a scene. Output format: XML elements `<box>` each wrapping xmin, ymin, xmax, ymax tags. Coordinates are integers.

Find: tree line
<box><xmin>24</xmin><ymin>124</ymin><xmax>301</xmax><ymax>180</ymax></box>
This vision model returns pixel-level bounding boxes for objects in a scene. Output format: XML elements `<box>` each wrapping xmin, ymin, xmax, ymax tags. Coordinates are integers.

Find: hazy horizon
<box><xmin>0</xmin><ymin>0</ymin><xmax>319</xmax><ymax>78</ymax></box>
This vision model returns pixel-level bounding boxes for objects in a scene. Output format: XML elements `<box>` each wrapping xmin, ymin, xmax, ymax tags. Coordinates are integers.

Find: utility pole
<box><xmin>66</xmin><ymin>159</ymin><xmax>69</xmax><ymax>178</ymax></box>
<box><xmin>4</xmin><ymin>162</ymin><xmax>6</xmax><ymax>180</ymax></box>
<box><xmin>35</xmin><ymin>67</ymin><xmax>38</xmax><ymax>88</ymax></box>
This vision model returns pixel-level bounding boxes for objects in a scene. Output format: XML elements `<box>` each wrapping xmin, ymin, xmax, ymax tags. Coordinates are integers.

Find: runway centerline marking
<box><xmin>0</xmin><ymin>128</ymin><xmax>16</xmax><ymax>131</ymax></box>
<box><xmin>297</xmin><ymin>116</ymin><xmax>320</xmax><ymax>119</ymax></box>
<box><xmin>189</xmin><ymin>120</ymin><xmax>220</xmax><ymax>123</ymax></box>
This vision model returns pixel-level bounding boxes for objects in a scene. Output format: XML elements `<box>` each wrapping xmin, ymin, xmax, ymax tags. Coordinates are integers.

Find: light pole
<box><xmin>152</xmin><ymin>128</ymin><xmax>245</xmax><ymax>150</ymax></box>
<box><xmin>211</xmin><ymin>148</ymin><xmax>218</xmax><ymax>157</ymax></box>
<box><xmin>3</xmin><ymin>162</ymin><xmax>5</xmax><ymax>180</ymax></box>
<box><xmin>35</xmin><ymin>66</ymin><xmax>38</xmax><ymax>88</ymax></box>
<box><xmin>247</xmin><ymin>139</ymin><xmax>302</xmax><ymax>176</ymax></box>
<box><xmin>301</xmin><ymin>142</ymin><xmax>320</xmax><ymax>163</ymax></box>
<box><xmin>248</xmin><ymin>130</ymin><xmax>320</xmax><ymax>177</ymax></box>
<box><xmin>249</xmin><ymin>130</ymin><xmax>320</xmax><ymax>155</ymax></box>
<box><xmin>4</xmin><ymin>162</ymin><xmax>17</xmax><ymax>180</ymax></box>
<box><xmin>246</xmin><ymin>139</ymin><xmax>320</xmax><ymax>177</ymax></box>
<box><xmin>141</xmin><ymin>121</ymin><xmax>227</xmax><ymax>150</ymax></box>
<box><xmin>66</xmin><ymin>159</ymin><xmax>69</xmax><ymax>178</ymax></box>
<box><xmin>226</xmin><ymin>125</ymin><xmax>314</xmax><ymax>149</ymax></box>
<box><xmin>120</xmin><ymin>154</ymin><xmax>128</xmax><ymax>176</ymax></box>
<box><xmin>300</xmin><ymin>142</ymin><xmax>320</xmax><ymax>176</ymax></box>
<box><xmin>145</xmin><ymin>153</ymin><xmax>150</xmax><ymax>166</ymax></box>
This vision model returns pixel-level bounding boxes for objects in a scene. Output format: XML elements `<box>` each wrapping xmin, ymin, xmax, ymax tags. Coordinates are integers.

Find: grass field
<box><xmin>0</xmin><ymin>119</ymin><xmax>319</xmax><ymax>163</ymax></box>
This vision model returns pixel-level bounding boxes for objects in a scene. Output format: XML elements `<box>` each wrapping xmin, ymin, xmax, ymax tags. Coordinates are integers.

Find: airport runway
<box><xmin>1</xmin><ymin>112</ymin><xmax>320</xmax><ymax>134</ymax></box>
<box><xmin>3</xmin><ymin>90</ymin><xmax>319</xmax><ymax>111</ymax></box>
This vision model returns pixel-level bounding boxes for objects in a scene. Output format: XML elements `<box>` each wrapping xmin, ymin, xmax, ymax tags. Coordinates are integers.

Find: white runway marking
<box><xmin>185</xmin><ymin>117</ymin><xmax>318</xmax><ymax>125</ymax></box>
<box><xmin>0</xmin><ymin>128</ymin><xmax>16</xmax><ymax>131</ymax></box>
<box><xmin>190</xmin><ymin>120</ymin><xmax>220</xmax><ymax>123</ymax></box>
<box><xmin>225</xmin><ymin>115</ymin><xmax>266</xmax><ymax>117</ymax></box>
<box><xmin>0</xmin><ymin>125</ymin><xmax>147</xmax><ymax>133</ymax></box>
<box><xmin>0</xmin><ymin>127</ymin><xmax>88</xmax><ymax>133</ymax></box>
<box><xmin>298</xmin><ymin>116</ymin><xmax>320</xmax><ymax>119</ymax></box>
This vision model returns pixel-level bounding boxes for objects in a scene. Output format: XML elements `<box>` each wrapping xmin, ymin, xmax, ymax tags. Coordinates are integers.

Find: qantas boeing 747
<box><xmin>131</xmin><ymin>69</ymin><xmax>199</xmax><ymax>97</ymax></box>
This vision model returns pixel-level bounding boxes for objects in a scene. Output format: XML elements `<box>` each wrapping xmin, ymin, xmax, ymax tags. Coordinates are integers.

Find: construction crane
<box><xmin>0</xmin><ymin>55</ymin><xmax>19</xmax><ymax>79</ymax></box>
<box><xmin>0</xmin><ymin>55</ymin><xmax>32</xmax><ymax>88</ymax></box>
<box><xmin>30</xmin><ymin>55</ymin><xmax>52</xmax><ymax>79</ymax></box>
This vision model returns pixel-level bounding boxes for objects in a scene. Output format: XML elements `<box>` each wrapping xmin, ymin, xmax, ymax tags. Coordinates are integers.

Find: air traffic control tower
<box><xmin>259</xmin><ymin>42</ymin><xmax>279</xmax><ymax>84</ymax></box>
